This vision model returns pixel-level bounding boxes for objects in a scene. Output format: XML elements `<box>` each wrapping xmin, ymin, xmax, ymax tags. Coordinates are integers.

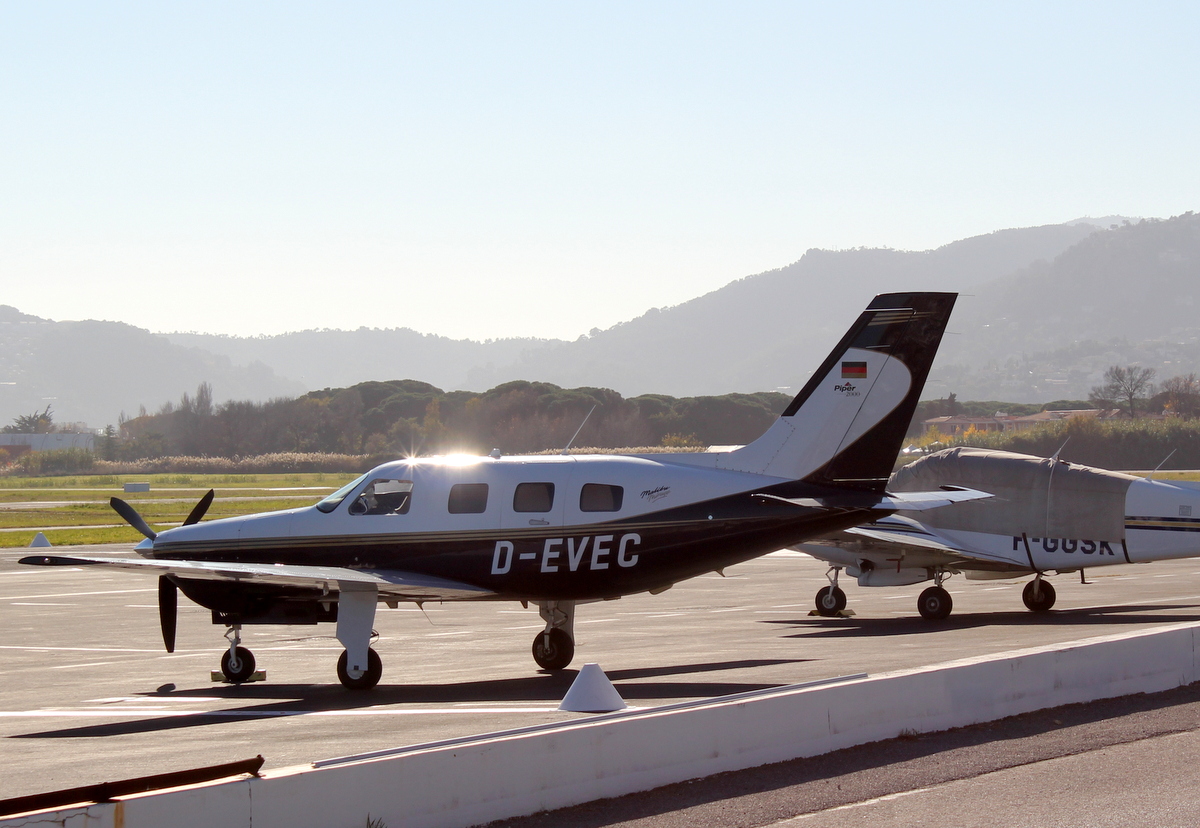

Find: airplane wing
<box><xmin>798</xmin><ymin>514</ymin><xmax>1026</xmax><ymax>570</ymax></box>
<box><xmin>18</xmin><ymin>554</ymin><xmax>496</xmax><ymax>602</ymax></box>
<box><xmin>842</xmin><ymin>522</ymin><xmax>970</xmax><ymax>554</ymax></box>
<box><xmin>756</xmin><ymin>485</ymin><xmax>991</xmax><ymax>512</ymax></box>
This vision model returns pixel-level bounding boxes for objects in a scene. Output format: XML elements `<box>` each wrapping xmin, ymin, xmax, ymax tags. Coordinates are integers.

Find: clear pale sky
<box><xmin>2</xmin><ymin>2</ymin><xmax>1196</xmax><ymax>341</ymax></box>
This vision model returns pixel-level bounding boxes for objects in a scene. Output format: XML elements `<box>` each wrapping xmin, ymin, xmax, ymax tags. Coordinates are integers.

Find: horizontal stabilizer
<box><xmin>18</xmin><ymin>554</ymin><xmax>495</xmax><ymax>602</ymax></box>
<box><xmin>755</xmin><ymin>485</ymin><xmax>990</xmax><ymax>513</ymax></box>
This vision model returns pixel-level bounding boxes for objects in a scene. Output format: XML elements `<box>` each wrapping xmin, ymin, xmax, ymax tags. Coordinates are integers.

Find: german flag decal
<box><xmin>841</xmin><ymin>361</ymin><xmax>868</xmax><ymax>379</ymax></box>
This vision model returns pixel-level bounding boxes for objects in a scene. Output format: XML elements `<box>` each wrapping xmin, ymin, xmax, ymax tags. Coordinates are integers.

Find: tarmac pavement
<box><xmin>4</xmin><ymin>543</ymin><xmax>1200</xmax><ymax>815</ymax></box>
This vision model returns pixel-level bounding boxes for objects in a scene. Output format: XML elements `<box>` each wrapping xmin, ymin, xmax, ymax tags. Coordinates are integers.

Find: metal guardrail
<box><xmin>0</xmin><ymin>755</ymin><xmax>264</xmax><ymax>818</ymax></box>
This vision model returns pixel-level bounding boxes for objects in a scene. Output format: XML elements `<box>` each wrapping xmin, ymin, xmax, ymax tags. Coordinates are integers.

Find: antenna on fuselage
<box><xmin>1049</xmin><ymin>438</ymin><xmax>1070</xmax><ymax>462</ymax></box>
<box><xmin>562</xmin><ymin>405</ymin><xmax>597</xmax><ymax>455</ymax></box>
<box><xmin>1046</xmin><ymin>438</ymin><xmax>1070</xmax><ymax>534</ymax></box>
<box><xmin>1148</xmin><ymin>449</ymin><xmax>1177</xmax><ymax>481</ymax></box>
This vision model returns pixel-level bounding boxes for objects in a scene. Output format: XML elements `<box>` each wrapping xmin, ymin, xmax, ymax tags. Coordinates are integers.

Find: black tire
<box><xmin>815</xmin><ymin>586</ymin><xmax>847</xmax><ymax>617</ymax></box>
<box><xmin>220</xmin><ymin>646</ymin><xmax>256</xmax><ymax>683</ymax></box>
<box><xmin>532</xmin><ymin>628</ymin><xmax>575</xmax><ymax>670</ymax></box>
<box><xmin>917</xmin><ymin>586</ymin><xmax>953</xmax><ymax>621</ymax></box>
<box><xmin>337</xmin><ymin>647</ymin><xmax>383</xmax><ymax>690</ymax></box>
<box><xmin>1023</xmin><ymin>579</ymin><xmax>1057</xmax><ymax>612</ymax></box>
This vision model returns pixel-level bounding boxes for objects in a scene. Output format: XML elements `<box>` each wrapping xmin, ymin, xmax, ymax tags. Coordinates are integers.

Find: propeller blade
<box><xmin>159</xmin><ymin>576</ymin><xmax>177</xmax><ymax>653</ymax></box>
<box><xmin>109</xmin><ymin>497</ymin><xmax>157</xmax><ymax>540</ymax></box>
<box><xmin>183</xmin><ymin>489</ymin><xmax>215</xmax><ymax>526</ymax></box>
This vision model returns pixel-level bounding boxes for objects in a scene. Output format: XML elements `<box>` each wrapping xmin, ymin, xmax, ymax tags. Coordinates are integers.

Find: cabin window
<box><xmin>316</xmin><ymin>473</ymin><xmax>369</xmax><ymax>513</ymax></box>
<box><xmin>448</xmin><ymin>483</ymin><xmax>489</xmax><ymax>514</ymax></box>
<box><xmin>580</xmin><ymin>483</ymin><xmax>623</xmax><ymax>512</ymax></box>
<box><xmin>348</xmin><ymin>478</ymin><xmax>413</xmax><ymax>515</ymax></box>
<box><xmin>513</xmin><ymin>482</ymin><xmax>555</xmax><ymax>513</ymax></box>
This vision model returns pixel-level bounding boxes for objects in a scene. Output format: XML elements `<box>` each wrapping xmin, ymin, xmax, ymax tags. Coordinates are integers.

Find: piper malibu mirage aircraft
<box><xmin>23</xmin><ymin>292</ymin><xmax>982</xmax><ymax>690</ymax></box>
<box><xmin>796</xmin><ymin>445</ymin><xmax>1200</xmax><ymax>620</ymax></box>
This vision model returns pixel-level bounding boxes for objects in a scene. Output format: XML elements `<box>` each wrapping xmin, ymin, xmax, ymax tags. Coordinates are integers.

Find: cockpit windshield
<box><xmin>315</xmin><ymin>473</ymin><xmax>369</xmax><ymax>513</ymax></box>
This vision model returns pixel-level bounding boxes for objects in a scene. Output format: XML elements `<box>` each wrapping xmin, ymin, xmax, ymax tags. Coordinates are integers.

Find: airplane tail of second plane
<box><xmin>717</xmin><ymin>292</ymin><xmax>957</xmax><ymax>490</ymax></box>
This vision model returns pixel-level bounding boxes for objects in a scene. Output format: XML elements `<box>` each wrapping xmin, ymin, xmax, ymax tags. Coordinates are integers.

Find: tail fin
<box><xmin>717</xmin><ymin>292</ymin><xmax>956</xmax><ymax>489</ymax></box>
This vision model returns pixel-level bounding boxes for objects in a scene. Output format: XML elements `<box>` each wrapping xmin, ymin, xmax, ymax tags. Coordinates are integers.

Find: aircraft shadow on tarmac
<box><xmin>766</xmin><ymin>603</ymin><xmax>1200</xmax><ymax>639</ymax></box>
<box><xmin>12</xmin><ymin>658</ymin><xmax>810</xmax><ymax>741</ymax></box>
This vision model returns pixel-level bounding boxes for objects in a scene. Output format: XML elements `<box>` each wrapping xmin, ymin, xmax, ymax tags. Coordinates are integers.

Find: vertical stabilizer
<box><xmin>717</xmin><ymin>292</ymin><xmax>956</xmax><ymax>488</ymax></box>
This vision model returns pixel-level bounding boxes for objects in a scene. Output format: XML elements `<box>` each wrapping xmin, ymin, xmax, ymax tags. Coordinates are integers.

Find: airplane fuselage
<box><xmin>149</xmin><ymin>454</ymin><xmax>877</xmax><ymax>604</ymax></box>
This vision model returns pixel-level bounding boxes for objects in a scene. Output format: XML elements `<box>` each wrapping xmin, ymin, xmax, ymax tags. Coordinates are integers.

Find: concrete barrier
<box><xmin>7</xmin><ymin>622</ymin><xmax>1200</xmax><ymax>828</ymax></box>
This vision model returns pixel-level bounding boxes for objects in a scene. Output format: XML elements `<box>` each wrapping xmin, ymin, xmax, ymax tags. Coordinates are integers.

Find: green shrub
<box><xmin>950</xmin><ymin>417</ymin><xmax>1200</xmax><ymax>470</ymax></box>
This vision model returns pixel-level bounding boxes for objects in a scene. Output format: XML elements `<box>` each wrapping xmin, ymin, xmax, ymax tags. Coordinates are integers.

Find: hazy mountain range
<box><xmin>3</xmin><ymin>212</ymin><xmax>1198</xmax><ymax>429</ymax></box>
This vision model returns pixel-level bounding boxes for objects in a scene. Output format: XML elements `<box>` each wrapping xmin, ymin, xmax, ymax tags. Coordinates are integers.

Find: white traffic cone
<box><xmin>558</xmin><ymin>663</ymin><xmax>627</xmax><ymax>713</ymax></box>
<box><xmin>29</xmin><ymin>532</ymin><xmax>51</xmax><ymax>547</ymax></box>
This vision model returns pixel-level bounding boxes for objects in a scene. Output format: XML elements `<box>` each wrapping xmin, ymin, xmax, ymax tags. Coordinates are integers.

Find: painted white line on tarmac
<box><xmin>0</xmin><ymin>569</ymin><xmax>84</xmax><ymax>576</ymax></box>
<box><xmin>0</xmin><ymin>706</ymin><xmax>565</xmax><ymax>719</ymax></box>
<box><xmin>1</xmin><ymin>588</ymin><xmax>157</xmax><ymax>600</ymax></box>
<box><xmin>775</xmin><ymin>786</ymin><xmax>936</xmax><ymax>823</ymax></box>
<box><xmin>88</xmin><ymin>696</ymin><xmax>225</xmax><ymax>703</ymax></box>
<box><xmin>0</xmin><ymin>645</ymin><xmax>163</xmax><ymax>653</ymax></box>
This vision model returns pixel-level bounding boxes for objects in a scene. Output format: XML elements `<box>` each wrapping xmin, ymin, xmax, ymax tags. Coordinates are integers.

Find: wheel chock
<box><xmin>211</xmin><ymin>670</ymin><xmax>267</xmax><ymax>684</ymax></box>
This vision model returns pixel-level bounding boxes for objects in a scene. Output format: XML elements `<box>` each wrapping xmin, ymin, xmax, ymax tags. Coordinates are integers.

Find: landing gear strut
<box><xmin>814</xmin><ymin>567</ymin><xmax>847</xmax><ymax>617</ymax></box>
<box><xmin>917</xmin><ymin>570</ymin><xmax>953</xmax><ymax>621</ymax></box>
<box><xmin>220</xmin><ymin>624</ymin><xmax>256</xmax><ymax>683</ymax></box>
<box><xmin>1022</xmin><ymin>576</ymin><xmax>1057</xmax><ymax>612</ymax></box>
<box><xmin>336</xmin><ymin>584</ymin><xmax>382</xmax><ymax>690</ymax></box>
<box><xmin>532</xmin><ymin>600</ymin><xmax>576</xmax><ymax>670</ymax></box>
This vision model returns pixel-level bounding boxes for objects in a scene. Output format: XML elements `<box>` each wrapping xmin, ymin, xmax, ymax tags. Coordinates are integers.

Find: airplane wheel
<box><xmin>917</xmin><ymin>586</ymin><xmax>953</xmax><ymax>621</ymax></box>
<box><xmin>532</xmin><ymin>628</ymin><xmax>574</xmax><ymax>670</ymax></box>
<box><xmin>815</xmin><ymin>586</ymin><xmax>847</xmax><ymax>617</ymax></box>
<box><xmin>1022</xmin><ymin>579</ymin><xmax>1057</xmax><ymax>612</ymax></box>
<box><xmin>337</xmin><ymin>648</ymin><xmax>383</xmax><ymax>690</ymax></box>
<box><xmin>220</xmin><ymin>646</ymin><xmax>256</xmax><ymax>683</ymax></box>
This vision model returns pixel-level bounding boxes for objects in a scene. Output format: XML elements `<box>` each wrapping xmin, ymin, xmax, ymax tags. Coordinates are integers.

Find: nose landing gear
<box><xmin>219</xmin><ymin>625</ymin><xmax>257</xmax><ymax>683</ymax></box>
<box><xmin>814</xmin><ymin>567</ymin><xmax>847</xmax><ymax>617</ymax></box>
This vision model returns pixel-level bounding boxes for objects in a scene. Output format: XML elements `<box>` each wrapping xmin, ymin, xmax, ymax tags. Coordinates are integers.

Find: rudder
<box><xmin>717</xmin><ymin>292</ymin><xmax>956</xmax><ymax>488</ymax></box>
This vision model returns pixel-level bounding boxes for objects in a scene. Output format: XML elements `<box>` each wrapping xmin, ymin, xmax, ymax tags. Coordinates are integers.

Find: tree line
<box><xmin>913</xmin><ymin>366</ymin><xmax>1200</xmax><ymax>435</ymax></box>
<box><xmin>110</xmin><ymin>380</ymin><xmax>792</xmax><ymax>460</ymax></box>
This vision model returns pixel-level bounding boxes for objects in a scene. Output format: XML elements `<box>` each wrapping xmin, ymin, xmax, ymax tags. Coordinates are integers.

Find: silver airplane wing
<box><xmin>18</xmin><ymin>554</ymin><xmax>495</xmax><ymax>601</ymax></box>
<box><xmin>756</xmin><ymin>485</ymin><xmax>991</xmax><ymax>512</ymax></box>
<box><xmin>799</xmin><ymin>514</ymin><xmax>1025</xmax><ymax>570</ymax></box>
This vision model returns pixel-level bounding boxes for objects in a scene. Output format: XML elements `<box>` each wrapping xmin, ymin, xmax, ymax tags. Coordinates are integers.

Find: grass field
<box><xmin>0</xmin><ymin>472</ymin><xmax>352</xmax><ymax>548</ymax></box>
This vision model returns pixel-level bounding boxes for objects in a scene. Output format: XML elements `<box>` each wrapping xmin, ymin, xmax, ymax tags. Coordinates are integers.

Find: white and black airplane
<box><xmin>23</xmin><ymin>292</ymin><xmax>978</xmax><ymax>689</ymax></box>
<box><xmin>796</xmin><ymin>445</ymin><xmax>1200</xmax><ymax>620</ymax></box>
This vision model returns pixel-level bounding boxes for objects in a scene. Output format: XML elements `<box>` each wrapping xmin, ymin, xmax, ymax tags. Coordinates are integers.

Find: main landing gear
<box><xmin>216</xmin><ymin>584</ymin><xmax>385</xmax><ymax>690</ymax></box>
<box><xmin>532</xmin><ymin>600</ymin><xmax>576</xmax><ymax>670</ymax></box>
<box><xmin>814</xmin><ymin>567</ymin><xmax>847</xmax><ymax>617</ymax></box>
<box><xmin>917</xmin><ymin>570</ymin><xmax>953</xmax><ymax>621</ymax></box>
<box><xmin>1022</xmin><ymin>576</ymin><xmax>1057</xmax><ymax>612</ymax></box>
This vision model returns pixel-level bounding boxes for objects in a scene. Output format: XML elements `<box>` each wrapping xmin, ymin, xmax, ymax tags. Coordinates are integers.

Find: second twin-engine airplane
<box><xmin>23</xmin><ymin>292</ymin><xmax>978</xmax><ymax>689</ymax></box>
<box><xmin>796</xmin><ymin>445</ymin><xmax>1200</xmax><ymax>620</ymax></box>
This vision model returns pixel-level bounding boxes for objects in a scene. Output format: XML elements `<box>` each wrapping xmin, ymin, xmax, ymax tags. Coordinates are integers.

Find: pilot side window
<box><xmin>448</xmin><ymin>483</ymin><xmax>489</xmax><ymax>514</ymax></box>
<box><xmin>513</xmin><ymin>482</ymin><xmax>555</xmax><ymax>513</ymax></box>
<box><xmin>348</xmin><ymin>479</ymin><xmax>413</xmax><ymax>516</ymax></box>
<box><xmin>580</xmin><ymin>483</ymin><xmax>623</xmax><ymax>512</ymax></box>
